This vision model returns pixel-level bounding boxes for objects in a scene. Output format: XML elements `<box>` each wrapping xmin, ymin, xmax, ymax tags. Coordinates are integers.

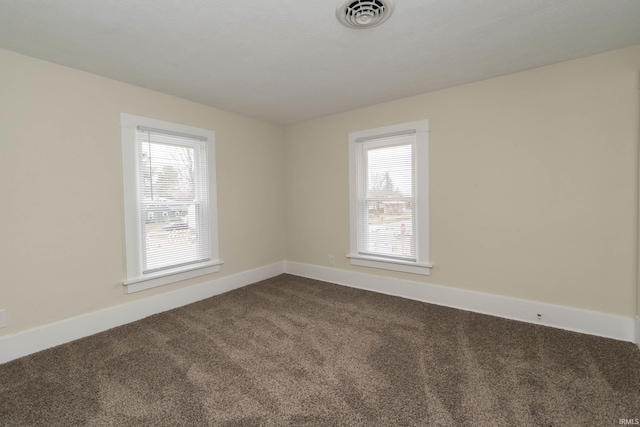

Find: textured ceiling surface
<box><xmin>1</xmin><ymin>0</ymin><xmax>640</xmax><ymax>124</ymax></box>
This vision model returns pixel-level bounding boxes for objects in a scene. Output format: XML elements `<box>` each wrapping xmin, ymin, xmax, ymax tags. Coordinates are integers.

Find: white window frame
<box><xmin>120</xmin><ymin>113</ymin><xmax>222</xmax><ymax>293</ymax></box>
<box><xmin>347</xmin><ymin>120</ymin><xmax>432</xmax><ymax>275</ymax></box>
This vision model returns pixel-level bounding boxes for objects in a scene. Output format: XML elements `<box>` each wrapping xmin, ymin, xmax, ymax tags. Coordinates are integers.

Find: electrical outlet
<box><xmin>0</xmin><ymin>309</ymin><xmax>6</xmax><ymax>329</ymax></box>
<box><xmin>328</xmin><ymin>255</ymin><xmax>335</xmax><ymax>266</ymax></box>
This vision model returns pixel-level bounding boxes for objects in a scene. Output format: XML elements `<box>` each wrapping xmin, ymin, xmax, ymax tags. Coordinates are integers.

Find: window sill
<box><xmin>347</xmin><ymin>254</ymin><xmax>432</xmax><ymax>276</ymax></box>
<box><xmin>123</xmin><ymin>260</ymin><xmax>224</xmax><ymax>293</ymax></box>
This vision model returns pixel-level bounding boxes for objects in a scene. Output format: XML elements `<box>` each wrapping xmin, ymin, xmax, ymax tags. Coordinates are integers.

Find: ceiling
<box><xmin>1</xmin><ymin>1</ymin><xmax>640</xmax><ymax>125</ymax></box>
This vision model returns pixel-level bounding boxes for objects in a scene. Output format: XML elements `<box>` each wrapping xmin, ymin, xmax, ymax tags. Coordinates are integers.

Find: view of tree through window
<box><xmin>141</xmin><ymin>143</ymin><xmax>195</xmax><ymax>202</ymax></box>
<box><xmin>349</xmin><ymin>120</ymin><xmax>428</xmax><ymax>273</ymax></box>
<box><xmin>139</xmin><ymin>134</ymin><xmax>208</xmax><ymax>273</ymax></box>
<box><xmin>363</xmin><ymin>143</ymin><xmax>415</xmax><ymax>260</ymax></box>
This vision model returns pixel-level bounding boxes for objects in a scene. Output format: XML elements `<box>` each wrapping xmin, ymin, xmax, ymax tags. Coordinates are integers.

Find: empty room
<box><xmin>1</xmin><ymin>0</ymin><xmax>640</xmax><ymax>425</ymax></box>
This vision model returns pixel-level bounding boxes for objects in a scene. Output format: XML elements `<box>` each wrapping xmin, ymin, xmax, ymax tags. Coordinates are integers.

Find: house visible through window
<box><xmin>120</xmin><ymin>114</ymin><xmax>222</xmax><ymax>293</ymax></box>
<box><xmin>348</xmin><ymin>120</ymin><xmax>431</xmax><ymax>275</ymax></box>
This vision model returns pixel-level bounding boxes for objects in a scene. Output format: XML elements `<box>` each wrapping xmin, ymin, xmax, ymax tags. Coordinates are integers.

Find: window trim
<box><xmin>120</xmin><ymin>113</ymin><xmax>222</xmax><ymax>293</ymax></box>
<box><xmin>347</xmin><ymin>120</ymin><xmax>431</xmax><ymax>275</ymax></box>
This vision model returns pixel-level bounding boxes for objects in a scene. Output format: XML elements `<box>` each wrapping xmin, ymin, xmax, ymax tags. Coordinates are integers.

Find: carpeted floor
<box><xmin>1</xmin><ymin>274</ymin><xmax>639</xmax><ymax>426</ymax></box>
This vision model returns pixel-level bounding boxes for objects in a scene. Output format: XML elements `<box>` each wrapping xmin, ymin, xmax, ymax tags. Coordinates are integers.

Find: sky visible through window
<box><xmin>140</xmin><ymin>140</ymin><xmax>200</xmax><ymax>272</ymax></box>
<box><xmin>367</xmin><ymin>143</ymin><xmax>412</xmax><ymax>196</ymax></box>
<box><xmin>141</xmin><ymin>142</ymin><xmax>195</xmax><ymax>202</ymax></box>
<box><xmin>364</xmin><ymin>142</ymin><xmax>415</xmax><ymax>259</ymax></box>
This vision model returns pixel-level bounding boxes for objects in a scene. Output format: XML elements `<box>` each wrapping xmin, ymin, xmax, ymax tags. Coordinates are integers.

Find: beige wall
<box><xmin>1</xmin><ymin>43</ymin><xmax>639</xmax><ymax>338</ymax></box>
<box><xmin>285</xmin><ymin>45</ymin><xmax>640</xmax><ymax>317</ymax></box>
<box><xmin>0</xmin><ymin>49</ymin><xmax>285</xmax><ymax>335</ymax></box>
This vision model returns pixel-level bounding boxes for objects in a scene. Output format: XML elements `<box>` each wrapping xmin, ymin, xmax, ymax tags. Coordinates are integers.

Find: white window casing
<box><xmin>348</xmin><ymin>120</ymin><xmax>431</xmax><ymax>275</ymax></box>
<box><xmin>120</xmin><ymin>114</ymin><xmax>222</xmax><ymax>293</ymax></box>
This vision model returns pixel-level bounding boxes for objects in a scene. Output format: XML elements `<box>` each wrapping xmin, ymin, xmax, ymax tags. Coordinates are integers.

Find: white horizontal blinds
<box><xmin>356</xmin><ymin>132</ymin><xmax>416</xmax><ymax>261</ymax></box>
<box><xmin>137</xmin><ymin>128</ymin><xmax>211</xmax><ymax>274</ymax></box>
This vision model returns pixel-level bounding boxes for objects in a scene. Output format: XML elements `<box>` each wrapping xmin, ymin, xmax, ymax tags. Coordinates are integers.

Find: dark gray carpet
<box><xmin>1</xmin><ymin>274</ymin><xmax>639</xmax><ymax>426</ymax></box>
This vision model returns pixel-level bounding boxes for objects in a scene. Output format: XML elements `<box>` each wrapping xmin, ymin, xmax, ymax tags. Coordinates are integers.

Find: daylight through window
<box><xmin>356</xmin><ymin>134</ymin><xmax>415</xmax><ymax>260</ymax></box>
<box><xmin>137</xmin><ymin>128</ymin><xmax>211</xmax><ymax>273</ymax></box>
<box><xmin>121</xmin><ymin>114</ymin><xmax>221</xmax><ymax>293</ymax></box>
<box><xmin>348</xmin><ymin>120</ymin><xmax>431</xmax><ymax>275</ymax></box>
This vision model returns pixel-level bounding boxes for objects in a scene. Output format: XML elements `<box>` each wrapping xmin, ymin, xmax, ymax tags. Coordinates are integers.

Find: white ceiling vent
<box><xmin>336</xmin><ymin>0</ymin><xmax>395</xmax><ymax>29</ymax></box>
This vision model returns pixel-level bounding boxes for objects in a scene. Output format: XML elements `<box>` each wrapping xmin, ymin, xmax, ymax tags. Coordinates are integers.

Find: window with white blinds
<box><xmin>121</xmin><ymin>114</ymin><xmax>221</xmax><ymax>293</ymax></box>
<box><xmin>356</xmin><ymin>133</ymin><xmax>416</xmax><ymax>261</ymax></box>
<box><xmin>348</xmin><ymin>120</ymin><xmax>431</xmax><ymax>275</ymax></box>
<box><xmin>137</xmin><ymin>128</ymin><xmax>210</xmax><ymax>274</ymax></box>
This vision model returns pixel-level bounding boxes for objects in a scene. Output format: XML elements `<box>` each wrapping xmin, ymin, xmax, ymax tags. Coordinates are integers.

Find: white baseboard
<box><xmin>0</xmin><ymin>262</ymin><xmax>285</xmax><ymax>364</ymax></box>
<box><xmin>285</xmin><ymin>261</ymin><xmax>636</xmax><ymax>343</ymax></box>
<box><xmin>2</xmin><ymin>260</ymin><xmax>634</xmax><ymax>365</ymax></box>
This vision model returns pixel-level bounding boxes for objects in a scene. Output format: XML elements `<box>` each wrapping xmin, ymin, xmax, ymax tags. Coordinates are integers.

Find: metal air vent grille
<box><xmin>336</xmin><ymin>0</ymin><xmax>395</xmax><ymax>29</ymax></box>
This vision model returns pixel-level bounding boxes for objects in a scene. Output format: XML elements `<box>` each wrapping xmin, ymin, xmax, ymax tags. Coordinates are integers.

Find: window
<box><xmin>348</xmin><ymin>120</ymin><xmax>431</xmax><ymax>275</ymax></box>
<box><xmin>120</xmin><ymin>114</ymin><xmax>221</xmax><ymax>293</ymax></box>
